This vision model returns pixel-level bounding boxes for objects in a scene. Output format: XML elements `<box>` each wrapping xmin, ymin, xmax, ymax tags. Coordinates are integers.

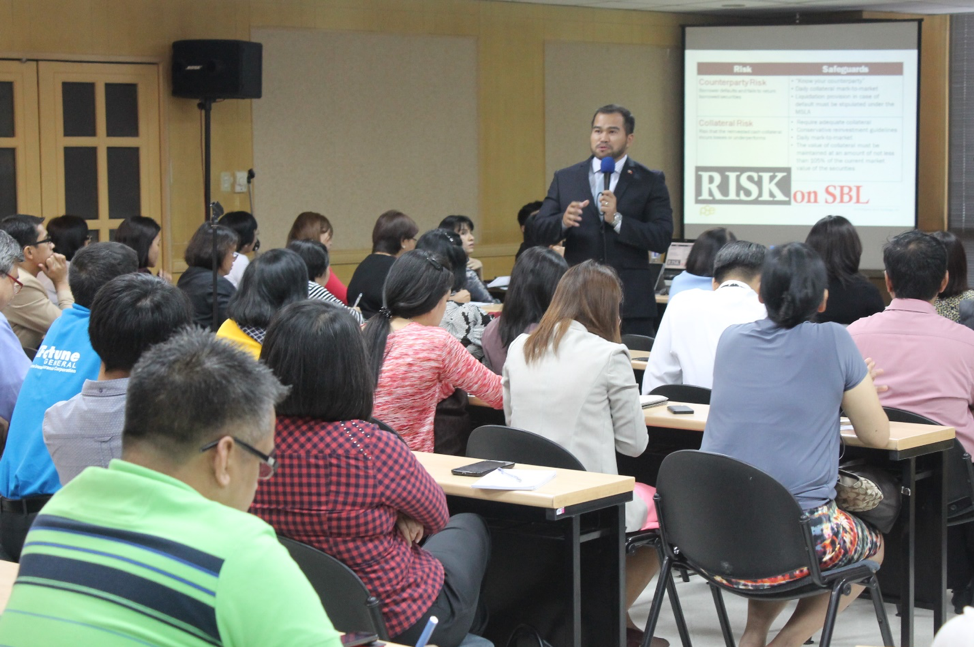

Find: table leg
<box><xmin>900</xmin><ymin>457</ymin><xmax>916</xmax><ymax>647</ymax></box>
<box><xmin>566</xmin><ymin>515</ymin><xmax>582</xmax><ymax>647</ymax></box>
<box><xmin>931</xmin><ymin>449</ymin><xmax>947</xmax><ymax>634</ymax></box>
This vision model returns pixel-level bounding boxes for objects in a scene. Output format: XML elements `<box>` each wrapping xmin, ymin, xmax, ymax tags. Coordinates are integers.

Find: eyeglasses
<box><xmin>2</xmin><ymin>272</ymin><xmax>23</xmax><ymax>295</ymax></box>
<box><xmin>32</xmin><ymin>238</ymin><xmax>53</xmax><ymax>247</ymax></box>
<box><xmin>199</xmin><ymin>436</ymin><xmax>277</xmax><ymax>480</ymax></box>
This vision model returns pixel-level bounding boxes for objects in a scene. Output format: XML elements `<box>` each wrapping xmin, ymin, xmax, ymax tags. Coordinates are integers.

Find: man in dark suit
<box><xmin>533</xmin><ymin>104</ymin><xmax>673</xmax><ymax>336</ymax></box>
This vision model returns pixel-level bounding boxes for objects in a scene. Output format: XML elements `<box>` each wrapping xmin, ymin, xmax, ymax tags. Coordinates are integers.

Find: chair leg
<box><xmin>864</xmin><ymin>576</ymin><xmax>895</xmax><ymax>647</ymax></box>
<box><xmin>641</xmin><ymin>555</ymin><xmax>674</xmax><ymax>647</ymax></box>
<box><xmin>665</xmin><ymin>568</ymin><xmax>693</xmax><ymax>647</ymax></box>
<box><xmin>818</xmin><ymin>580</ymin><xmax>850</xmax><ymax>647</ymax></box>
<box><xmin>709</xmin><ymin>584</ymin><xmax>736</xmax><ymax>647</ymax></box>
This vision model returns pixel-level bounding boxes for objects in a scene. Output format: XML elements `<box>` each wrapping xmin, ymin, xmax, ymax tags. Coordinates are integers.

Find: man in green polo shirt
<box><xmin>0</xmin><ymin>328</ymin><xmax>341</xmax><ymax>646</ymax></box>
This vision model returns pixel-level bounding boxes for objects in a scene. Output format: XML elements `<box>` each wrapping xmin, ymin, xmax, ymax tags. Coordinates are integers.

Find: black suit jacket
<box><xmin>532</xmin><ymin>157</ymin><xmax>673</xmax><ymax>319</ymax></box>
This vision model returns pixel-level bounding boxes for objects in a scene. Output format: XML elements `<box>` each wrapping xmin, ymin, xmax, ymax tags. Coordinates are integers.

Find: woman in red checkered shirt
<box><xmin>363</xmin><ymin>250</ymin><xmax>504</xmax><ymax>452</ymax></box>
<box><xmin>253</xmin><ymin>300</ymin><xmax>492</xmax><ymax>647</ymax></box>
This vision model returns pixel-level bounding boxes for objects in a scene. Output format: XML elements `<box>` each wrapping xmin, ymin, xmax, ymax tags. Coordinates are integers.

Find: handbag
<box><xmin>835</xmin><ymin>461</ymin><xmax>902</xmax><ymax>534</ymax></box>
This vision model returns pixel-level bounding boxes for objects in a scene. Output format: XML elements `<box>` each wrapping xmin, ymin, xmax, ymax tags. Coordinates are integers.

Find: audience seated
<box><xmin>439</xmin><ymin>215</ymin><xmax>494</xmax><ymax>302</ymax></box>
<box><xmin>38</xmin><ymin>215</ymin><xmax>89</xmax><ymax>302</ymax></box>
<box><xmin>216</xmin><ymin>248</ymin><xmax>308</xmax><ymax>359</ymax></box>
<box><xmin>847</xmin><ymin>230</ymin><xmax>974</xmax><ymax>605</ymax></box>
<box><xmin>0</xmin><ymin>329</ymin><xmax>342</xmax><ymax>646</ymax></box>
<box><xmin>0</xmin><ymin>242</ymin><xmax>138</xmax><ymax>561</ymax></box>
<box><xmin>176</xmin><ymin>223</ymin><xmax>238</xmax><ymax>330</ymax></box>
<box><xmin>0</xmin><ymin>215</ymin><xmax>74</xmax><ymax>353</ymax></box>
<box><xmin>482</xmin><ymin>247</ymin><xmax>567</xmax><ymax>374</ymax></box>
<box><xmin>115</xmin><ymin>215</ymin><xmax>171</xmax><ymax>282</ymax></box>
<box><xmin>931</xmin><ymin>230</ymin><xmax>974</xmax><ymax>323</ymax></box>
<box><xmin>287</xmin><ymin>211</ymin><xmax>347</xmax><ymax>303</ymax></box>
<box><xmin>515</xmin><ymin>200</ymin><xmax>544</xmax><ymax>260</ymax></box>
<box><xmin>219</xmin><ymin>211</ymin><xmax>260</xmax><ymax>288</ymax></box>
<box><xmin>416</xmin><ymin>229</ymin><xmax>492</xmax><ymax>360</ymax></box>
<box><xmin>287</xmin><ymin>239</ymin><xmax>363</xmax><ymax>323</ymax></box>
<box><xmin>348</xmin><ymin>210</ymin><xmax>419</xmax><ymax>319</ymax></box>
<box><xmin>643</xmin><ymin>241</ymin><xmax>767</xmax><ymax>393</ymax></box>
<box><xmin>43</xmin><ymin>273</ymin><xmax>192</xmax><ymax>485</ymax></box>
<box><xmin>805</xmin><ymin>215</ymin><xmax>884</xmax><ymax>324</ymax></box>
<box><xmin>364</xmin><ymin>250</ymin><xmax>503</xmax><ymax>452</ymax></box>
<box><xmin>502</xmin><ymin>260</ymin><xmax>661</xmax><ymax>647</ymax></box>
<box><xmin>0</xmin><ymin>232</ymin><xmax>29</xmax><ymax>427</ymax></box>
<box><xmin>254</xmin><ymin>300</ymin><xmax>491</xmax><ymax>647</ymax></box>
<box><xmin>668</xmin><ymin>227</ymin><xmax>735</xmax><ymax>298</ymax></box>
<box><xmin>703</xmin><ymin>242</ymin><xmax>889</xmax><ymax>647</ymax></box>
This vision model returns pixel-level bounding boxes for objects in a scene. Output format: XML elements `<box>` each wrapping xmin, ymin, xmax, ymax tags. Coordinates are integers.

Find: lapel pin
<box><xmin>627</xmin><ymin>169</ymin><xmax>633</xmax><ymax>175</ymax></box>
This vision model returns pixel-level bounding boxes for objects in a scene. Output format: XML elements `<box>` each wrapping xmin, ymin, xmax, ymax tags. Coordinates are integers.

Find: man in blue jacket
<box><xmin>0</xmin><ymin>242</ymin><xmax>138</xmax><ymax>560</ymax></box>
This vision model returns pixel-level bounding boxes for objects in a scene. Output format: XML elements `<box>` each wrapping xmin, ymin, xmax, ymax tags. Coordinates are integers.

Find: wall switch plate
<box><xmin>221</xmin><ymin>172</ymin><xmax>232</xmax><ymax>192</ymax></box>
<box><xmin>234</xmin><ymin>171</ymin><xmax>248</xmax><ymax>193</ymax></box>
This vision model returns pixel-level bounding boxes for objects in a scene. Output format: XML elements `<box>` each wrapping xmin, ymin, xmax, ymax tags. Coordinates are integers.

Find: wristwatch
<box><xmin>612</xmin><ymin>213</ymin><xmax>623</xmax><ymax>232</ymax></box>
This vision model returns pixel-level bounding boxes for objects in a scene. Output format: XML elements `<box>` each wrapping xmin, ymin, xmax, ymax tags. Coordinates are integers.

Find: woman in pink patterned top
<box><xmin>364</xmin><ymin>250</ymin><xmax>503</xmax><ymax>452</ymax></box>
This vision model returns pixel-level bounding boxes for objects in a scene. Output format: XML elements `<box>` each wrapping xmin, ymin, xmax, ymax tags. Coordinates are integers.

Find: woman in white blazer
<box><xmin>502</xmin><ymin>260</ymin><xmax>662</xmax><ymax>647</ymax></box>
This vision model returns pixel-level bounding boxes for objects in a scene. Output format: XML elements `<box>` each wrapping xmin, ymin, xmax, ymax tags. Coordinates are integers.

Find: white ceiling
<box><xmin>488</xmin><ymin>0</ymin><xmax>974</xmax><ymax>15</ymax></box>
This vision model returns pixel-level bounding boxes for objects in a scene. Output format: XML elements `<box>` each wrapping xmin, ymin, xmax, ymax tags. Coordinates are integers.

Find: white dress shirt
<box><xmin>642</xmin><ymin>279</ymin><xmax>767</xmax><ymax>393</ymax></box>
<box><xmin>226</xmin><ymin>252</ymin><xmax>249</xmax><ymax>288</ymax></box>
<box><xmin>589</xmin><ymin>155</ymin><xmax>627</xmax><ymax>233</ymax></box>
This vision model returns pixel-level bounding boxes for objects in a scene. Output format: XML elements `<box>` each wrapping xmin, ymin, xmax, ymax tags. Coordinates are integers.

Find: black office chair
<box><xmin>882</xmin><ymin>407</ymin><xmax>974</xmax><ymax>525</ymax></box>
<box><xmin>278</xmin><ymin>536</ymin><xmax>389</xmax><ymax>639</ymax></box>
<box><xmin>643</xmin><ymin>450</ymin><xmax>894</xmax><ymax>647</ymax></box>
<box><xmin>466</xmin><ymin>424</ymin><xmax>692</xmax><ymax>647</ymax></box>
<box><xmin>649</xmin><ymin>384</ymin><xmax>712</xmax><ymax>406</ymax></box>
<box><xmin>622</xmin><ymin>334</ymin><xmax>655</xmax><ymax>352</ymax></box>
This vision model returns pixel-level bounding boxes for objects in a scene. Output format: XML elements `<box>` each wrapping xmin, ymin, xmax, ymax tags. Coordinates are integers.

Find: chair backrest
<box><xmin>622</xmin><ymin>334</ymin><xmax>655</xmax><ymax>352</ymax></box>
<box><xmin>656</xmin><ymin>450</ymin><xmax>811</xmax><ymax>581</ymax></box>
<box><xmin>882</xmin><ymin>407</ymin><xmax>974</xmax><ymax>518</ymax></box>
<box><xmin>466</xmin><ymin>425</ymin><xmax>586</xmax><ymax>471</ymax></box>
<box><xmin>278</xmin><ymin>536</ymin><xmax>388</xmax><ymax>639</ymax></box>
<box><xmin>649</xmin><ymin>384</ymin><xmax>712</xmax><ymax>405</ymax></box>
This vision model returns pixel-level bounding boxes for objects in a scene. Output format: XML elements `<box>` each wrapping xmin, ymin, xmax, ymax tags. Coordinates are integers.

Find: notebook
<box><xmin>640</xmin><ymin>394</ymin><xmax>669</xmax><ymax>409</ymax></box>
<box><xmin>470</xmin><ymin>468</ymin><xmax>557</xmax><ymax>491</ymax></box>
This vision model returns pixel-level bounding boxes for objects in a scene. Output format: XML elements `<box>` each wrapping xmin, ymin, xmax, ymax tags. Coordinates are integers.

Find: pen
<box><xmin>414</xmin><ymin>615</ymin><xmax>438</xmax><ymax>647</ymax></box>
<box><xmin>352</xmin><ymin>293</ymin><xmax>363</xmax><ymax>309</ymax></box>
<box><xmin>496</xmin><ymin>468</ymin><xmax>522</xmax><ymax>483</ymax></box>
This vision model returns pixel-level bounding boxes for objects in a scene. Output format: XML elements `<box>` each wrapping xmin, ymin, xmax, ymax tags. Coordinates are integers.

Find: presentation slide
<box><xmin>683</xmin><ymin>23</ymin><xmax>919</xmax><ymax>269</ymax></box>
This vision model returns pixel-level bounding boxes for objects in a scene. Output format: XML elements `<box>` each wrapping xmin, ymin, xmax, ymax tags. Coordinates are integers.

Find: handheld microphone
<box><xmin>599</xmin><ymin>157</ymin><xmax>615</xmax><ymax>219</ymax></box>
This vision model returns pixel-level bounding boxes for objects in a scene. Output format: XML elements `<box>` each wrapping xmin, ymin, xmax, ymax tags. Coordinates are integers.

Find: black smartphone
<box><xmin>667</xmin><ymin>405</ymin><xmax>695</xmax><ymax>415</ymax></box>
<box><xmin>340</xmin><ymin>632</ymin><xmax>383</xmax><ymax>646</ymax></box>
<box><xmin>451</xmin><ymin>460</ymin><xmax>515</xmax><ymax>477</ymax></box>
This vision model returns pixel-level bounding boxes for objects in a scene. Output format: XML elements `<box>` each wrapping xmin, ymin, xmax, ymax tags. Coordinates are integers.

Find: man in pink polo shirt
<box><xmin>848</xmin><ymin>229</ymin><xmax>974</xmax><ymax>611</ymax></box>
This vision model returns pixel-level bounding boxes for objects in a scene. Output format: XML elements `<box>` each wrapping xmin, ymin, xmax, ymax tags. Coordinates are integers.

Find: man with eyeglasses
<box><xmin>0</xmin><ymin>215</ymin><xmax>73</xmax><ymax>355</ymax></box>
<box><xmin>0</xmin><ymin>329</ymin><xmax>342</xmax><ymax>647</ymax></box>
<box><xmin>0</xmin><ymin>231</ymin><xmax>30</xmax><ymax>431</ymax></box>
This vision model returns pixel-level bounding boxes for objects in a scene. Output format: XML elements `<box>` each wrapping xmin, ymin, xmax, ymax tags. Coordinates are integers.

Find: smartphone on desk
<box><xmin>340</xmin><ymin>632</ymin><xmax>383</xmax><ymax>646</ymax></box>
<box><xmin>667</xmin><ymin>405</ymin><xmax>694</xmax><ymax>415</ymax></box>
<box><xmin>451</xmin><ymin>460</ymin><xmax>515</xmax><ymax>477</ymax></box>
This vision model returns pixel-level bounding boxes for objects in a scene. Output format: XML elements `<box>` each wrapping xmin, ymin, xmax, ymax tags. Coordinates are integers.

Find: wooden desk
<box><xmin>638</xmin><ymin>402</ymin><xmax>955</xmax><ymax>647</ymax></box>
<box><xmin>655</xmin><ymin>294</ymin><xmax>669</xmax><ymax>305</ymax></box>
<box><xmin>480</xmin><ymin>303</ymin><xmax>502</xmax><ymax>315</ymax></box>
<box><xmin>0</xmin><ymin>560</ymin><xmax>18</xmax><ymax>612</ymax></box>
<box><xmin>417</xmin><ymin>452</ymin><xmax>631</xmax><ymax>647</ymax></box>
<box><xmin>629</xmin><ymin>350</ymin><xmax>649</xmax><ymax>372</ymax></box>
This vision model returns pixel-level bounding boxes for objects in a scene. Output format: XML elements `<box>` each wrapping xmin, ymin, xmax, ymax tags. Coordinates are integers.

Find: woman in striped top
<box><xmin>287</xmin><ymin>240</ymin><xmax>364</xmax><ymax>324</ymax></box>
<box><xmin>364</xmin><ymin>250</ymin><xmax>503</xmax><ymax>452</ymax></box>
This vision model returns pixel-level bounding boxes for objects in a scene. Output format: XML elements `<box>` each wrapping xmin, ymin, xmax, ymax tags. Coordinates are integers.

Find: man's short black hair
<box><xmin>123</xmin><ymin>329</ymin><xmax>289</xmax><ymax>458</ymax></box>
<box><xmin>592</xmin><ymin>104</ymin><xmax>635</xmax><ymax>135</ymax></box>
<box><xmin>0</xmin><ymin>215</ymin><xmax>43</xmax><ymax>249</ymax></box>
<box><xmin>262</xmin><ymin>301</ymin><xmax>374</xmax><ymax>422</ymax></box>
<box><xmin>713</xmin><ymin>241</ymin><xmax>767</xmax><ymax>284</ymax></box>
<box><xmin>69</xmin><ymin>242</ymin><xmax>139</xmax><ymax>308</ymax></box>
<box><xmin>287</xmin><ymin>239</ymin><xmax>329</xmax><ymax>281</ymax></box>
<box><xmin>46</xmin><ymin>215</ymin><xmax>90</xmax><ymax>262</ymax></box>
<box><xmin>219</xmin><ymin>211</ymin><xmax>258</xmax><ymax>251</ymax></box>
<box><xmin>883</xmin><ymin>230</ymin><xmax>948</xmax><ymax>301</ymax></box>
<box><xmin>517</xmin><ymin>201</ymin><xmax>543</xmax><ymax>228</ymax></box>
<box><xmin>89</xmin><ymin>274</ymin><xmax>193</xmax><ymax>373</ymax></box>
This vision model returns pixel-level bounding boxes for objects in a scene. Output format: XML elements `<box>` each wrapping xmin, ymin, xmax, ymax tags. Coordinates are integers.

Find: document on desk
<box><xmin>471</xmin><ymin>468</ymin><xmax>556</xmax><ymax>491</ymax></box>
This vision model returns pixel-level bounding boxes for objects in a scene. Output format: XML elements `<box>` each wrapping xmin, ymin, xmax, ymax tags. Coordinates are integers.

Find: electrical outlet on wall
<box><xmin>234</xmin><ymin>171</ymin><xmax>248</xmax><ymax>193</ymax></box>
<box><xmin>221</xmin><ymin>172</ymin><xmax>232</xmax><ymax>192</ymax></box>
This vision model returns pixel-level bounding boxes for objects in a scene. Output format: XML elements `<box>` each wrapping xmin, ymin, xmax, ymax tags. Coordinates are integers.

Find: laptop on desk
<box><xmin>656</xmin><ymin>241</ymin><xmax>694</xmax><ymax>295</ymax></box>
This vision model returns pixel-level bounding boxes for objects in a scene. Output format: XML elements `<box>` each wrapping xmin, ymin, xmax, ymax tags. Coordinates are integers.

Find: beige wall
<box><xmin>0</xmin><ymin>1</ymin><xmax>950</xmax><ymax>281</ymax></box>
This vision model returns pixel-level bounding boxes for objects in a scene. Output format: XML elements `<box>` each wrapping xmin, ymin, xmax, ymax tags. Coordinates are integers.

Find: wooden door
<box><xmin>0</xmin><ymin>60</ymin><xmax>41</xmax><ymax>217</ymax></box>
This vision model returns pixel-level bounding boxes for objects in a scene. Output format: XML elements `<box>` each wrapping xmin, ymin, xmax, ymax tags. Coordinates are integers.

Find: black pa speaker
<box><xmin>172</xmin><ymin>40</ymin><xmax>262</xmax><ymax>100</ymax></box>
